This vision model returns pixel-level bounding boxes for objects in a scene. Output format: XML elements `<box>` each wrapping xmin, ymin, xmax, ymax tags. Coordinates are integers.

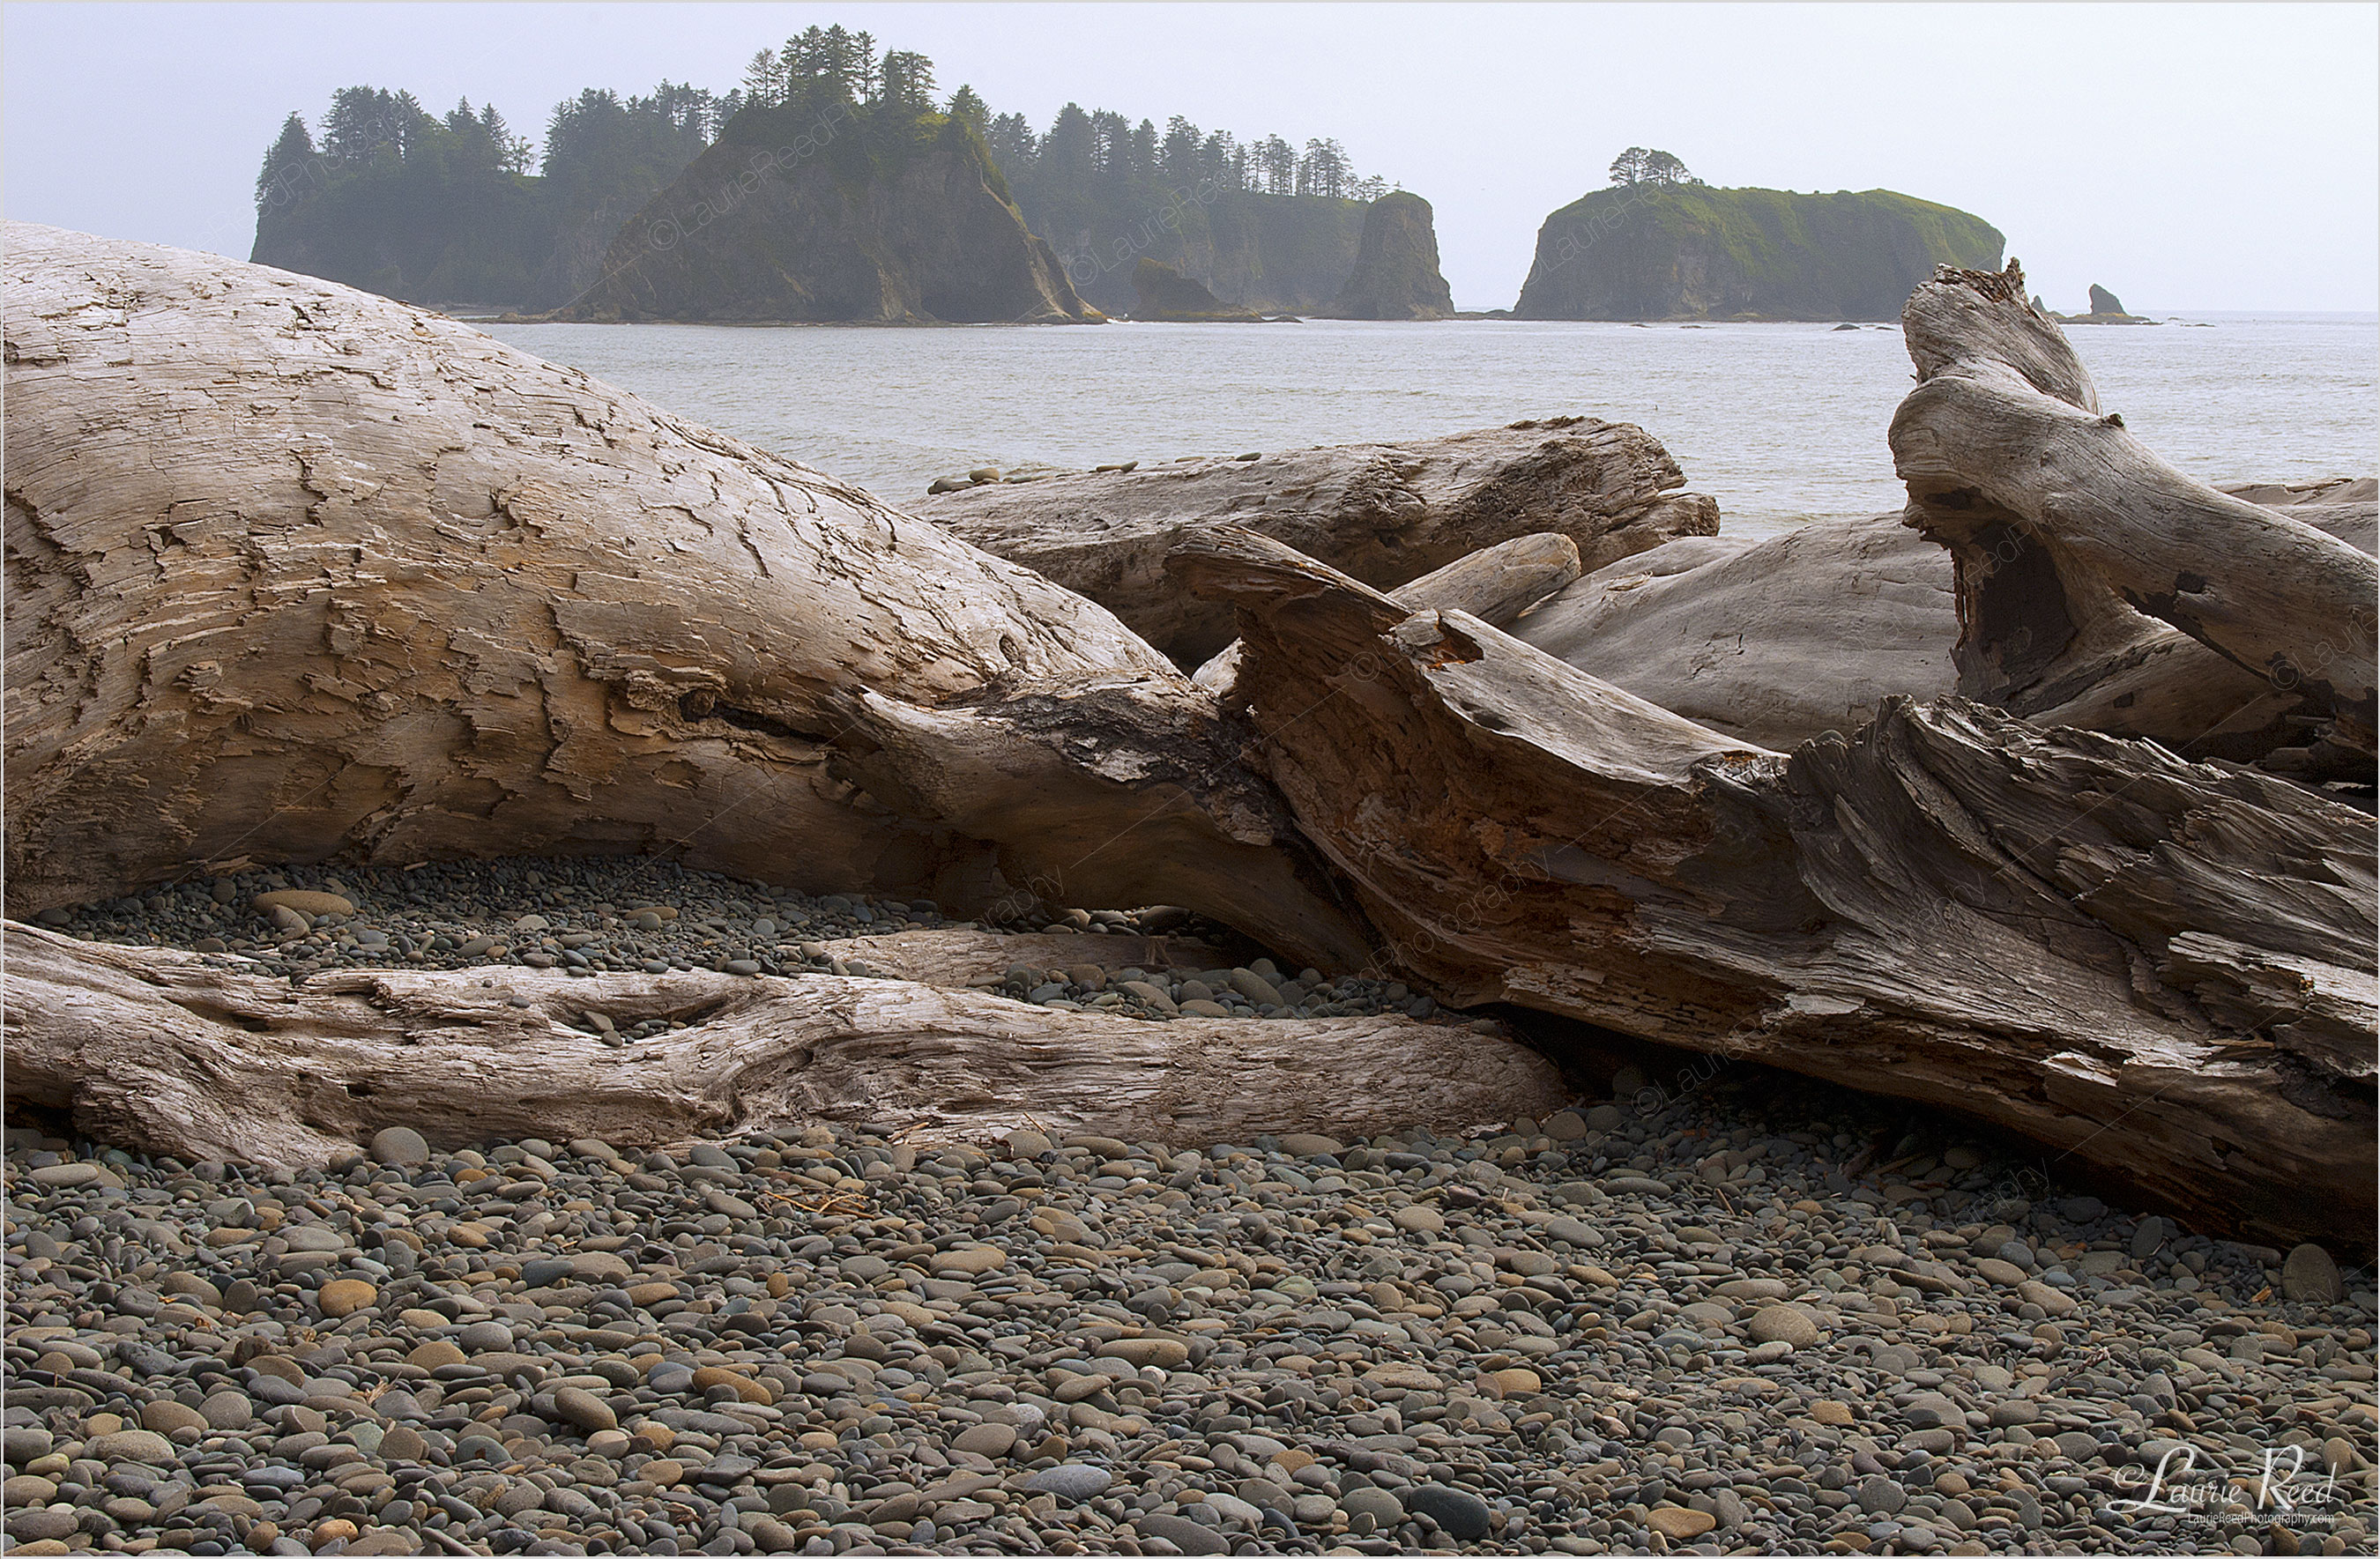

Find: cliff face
<box><xmin>1316</xmin><ymin>191</ymin><xmax>1454</xmax><ymax>320</ymax></box>
<box><xmin>1513</xmin><ymin>185</ymin><xmax>2004</xmax><ymax>321</ymax></box>
<box><xmin>559</xmin><ymin>110</ymin><xmax>1099</xmax><ymax>323</ymax></box>
<box><xmin>1031</xmin><ymin>190</ymin><xmax>1368</xmax><ymax>316</ymax></box>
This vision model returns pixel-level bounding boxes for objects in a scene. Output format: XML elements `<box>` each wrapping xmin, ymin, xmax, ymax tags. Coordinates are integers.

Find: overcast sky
<box><xmin>5</xmin><ymin>2</ymin><xmax>2376</xmax><ymax>312</ymax></box>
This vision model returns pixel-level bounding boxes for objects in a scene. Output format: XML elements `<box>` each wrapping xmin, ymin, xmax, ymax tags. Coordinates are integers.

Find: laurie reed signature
<box><xmin>2106</xmin><ymin>1440</ymin><xmax>2347</xmax><ymax>1522</ymax></box>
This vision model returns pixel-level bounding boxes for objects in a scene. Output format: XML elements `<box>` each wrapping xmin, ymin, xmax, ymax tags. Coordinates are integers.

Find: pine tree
<box><xmin>256</xmin><ymin>112</ymin><xmax>316</xmax><ymax>208</ymax></box>
<box><xmin>948</xmin><ymin>84</ymin><xmax>989</xmax><ymax>129</ymax></box>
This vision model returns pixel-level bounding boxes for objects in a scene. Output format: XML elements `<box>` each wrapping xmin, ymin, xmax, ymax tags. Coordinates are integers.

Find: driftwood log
<box><xmin>1</xmin><ymin>924</ymin><xmax>1566</xmax><ymax>1169</ymax></box>
<box><xmin>911</xmin><ymin>419</ymin><xmax>1716</xmax><ymax>664</ymax></box>
<box><xmin>1512</xmin><ymin>513</ymin><xmax>1958</xmax><ymax>749</ymax></box>
<box><xmin>1196</xmin><ymin>529</ymin><xmax>1582</xmax><ymax>702</ymax></box>
<box><xmin>1</xmin><ymin>225</ymin><xmax>1371</xmax><ymax>971</ymax></box>
<box><xmin>1514</xmin><ymin>485</ymin><xmax>2374</xmax><ymax>758</ymax></box>
<box><xmin>1893</xmin><ymin>261</ymin><xmax>2379</xmax><ymax>773</ymax></box>
<box><xmin>1169</xmin><ymin>526</ymin><xmax>2374</xmax><ymax>1247</ymax></box>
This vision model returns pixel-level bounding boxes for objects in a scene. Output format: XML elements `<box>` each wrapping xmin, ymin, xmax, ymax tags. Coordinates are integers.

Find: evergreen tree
<box><xmin>1608</xmin><ymin>145</ymin><xmax>1651</xmax><ymax>185</ymax></box>
<box><xmin>1259</xmin><ymin>134</ymin><xmax>1296</xmax><ymax>196</ymax></box>
<box><xmin>878</xmin><ymin>50</ymin><xmax>935</xmax><ymax>113</ymax></box>
<box><xmin>948</xmin><ymin>84</ymin><xmax>989</xmax><ymax>130</ymax></box>
<box><xmin>257</xmin><ymin>112</ymin><xmax>316</xmax><ymax>207</ymax></box>
<box><xmin>1642</xmin><ymin>149</ymin><xmax>1692</xmax><ymax>186</ymax></box>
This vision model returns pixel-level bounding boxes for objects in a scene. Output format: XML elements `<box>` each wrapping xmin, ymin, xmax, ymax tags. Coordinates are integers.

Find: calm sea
<box><xmin>481</xmin><ymin>313</ymin><xmax>2378</xmax><ymax>541</ymax></box>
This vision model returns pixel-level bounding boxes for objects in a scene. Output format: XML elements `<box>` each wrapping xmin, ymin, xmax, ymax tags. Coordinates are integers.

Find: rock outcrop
<box><xmin>2056</xmin><ymin>282</ymin><xmax>2151</xmax><ymax>324</ymax></box>
<box><xmin>555</xmin><ymin>112</ymin><xmax>1098</xmax><ymax>323</ymax></box>
<box><xmin>1314</xmin><ymin>192</ymin><xmax>1454</xmax><ymax>320</ymax></box>
<box><xmin>911</xmin><ymin>418</ymin><xmax>1720</xmax><ymax>664</ymax></box>
<box><xmin>1513</xmin><ymin>184</ymin><xmax>2004</xmax><ymax>321</ymax></box>
<box><xmin>1128</xmin><ymin>257</ymin><xmax>1263</xmax><ymax>322</ymax></box>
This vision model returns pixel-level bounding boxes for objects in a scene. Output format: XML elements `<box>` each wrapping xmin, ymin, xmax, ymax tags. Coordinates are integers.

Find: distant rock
<box><xmin>554</xmin><ymin>113</ymin><xmax>1099</xmax><ymax>325</ymax></box>
<box><xmin>2056</xmin><ymin>283</ymin><xmax>2151</xmax><ymax>325</ymax></box>
<box><xmin>1130</xmin><ymin>258</ymin><xmax>1263</xmax><ymax>322</ymax></box>
<box><xmin>1313</xmin><ymin>192</ymin><xmax>1454</xmax><ymax>320</ymax></box>
<box><xmin>1513</xmin><ymin>183</ymin><xmax>2003</xmax><ymax>322</ymax></box>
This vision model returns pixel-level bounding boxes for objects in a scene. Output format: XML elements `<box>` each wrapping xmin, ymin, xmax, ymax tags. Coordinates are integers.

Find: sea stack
<box><xmin>1316</xmin><ymin>191</ymin><xmax>1454</xmax><ymax>320</ymax></box>
<box><xmin>555</xmin><ymin>113</ymin><xmax>1099</xmax><ymax>324</ymax></box>
<box><xmin>2088</xmin><ymin>283</ymin><xmax>2127</xmax><ymax>316</ymax></box>
<box><xmin>1129</xmin><ymin>257</ymin><xmax>1264</xmax><ymax>321</ymax></box>
<box><xmin>1512</xmin><ymin>184</ymin><xmax>2003</xmax><ymax>321</ymax></box>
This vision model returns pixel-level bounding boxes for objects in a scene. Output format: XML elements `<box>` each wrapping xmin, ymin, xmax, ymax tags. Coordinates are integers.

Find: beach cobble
<box><xmin>7</xmin><ymin>1063</ymin><xmax>2373</xmax><ymax>1557</ymax></box>
<box><xmin>25</xmin><ymin>858</ymin><xmax>1417</xmax><ymax>1024</ymax></box>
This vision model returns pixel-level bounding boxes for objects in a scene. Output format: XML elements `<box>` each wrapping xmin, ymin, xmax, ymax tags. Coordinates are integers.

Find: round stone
<box><xmin>369</xmin><ymin>1126</ymin><xmax>430</xmax><ymax>1167</ymax></box>
<box><xmin>317</xmin><ymin>1278</ymin><xmax>378</xmax><ymax>1317</ymax></box>
<box><xmin>1404</xmin><ymin>1484</ymin><xmax>1491</xmax><ymax>1541</ymax></box>
<box><xmin>1647</xmin><ymin>1506</ymin><xmax>1718</xmax><ymax>1540</ymax></box>
<box><xmin>2283</xmin><ymin>1243</ymin><xmax>2344</xmax><ymax>1303</ymax></box>
<box><xmin>1027</xmin><ymin>1464</ymin><xmax>1112</xmax><ymax>1502</ymax></box>
<box><xmin>550</xmin><ymin>1386</ymin><xmax>617</xmax><ymax>1433</ymax></box>
<box><xmin>952</xmin><ymin>1422</ymin><xmax>1016</xmax><ymax>1458</ymax></box>
<box><xmin>139</xmin><ymin>1400</ymin><xmax>207</xmax><ymax>1437</ymax></box>
<box><xmin>1746</xmin><ymin>1303</ymin><xmax>1822</xmax><ymax>1348</ymax></box>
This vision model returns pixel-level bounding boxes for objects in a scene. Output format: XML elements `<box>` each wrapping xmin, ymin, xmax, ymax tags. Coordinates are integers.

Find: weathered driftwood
<box><xmin>1</xmin><ymin>226</ymin><xmax>1371</xmax><ymax>971</ymax></box>
<box><xmin>1892</xmin><ymin>261</ymin><xmax>2379</xmax><ymax>767</ymax></box>
<box><xmin>807</xmin><ymin>926</ymin><xmax>1228</xmax><ymax>986</ymax></box>
<box><xmin>2</xmin><ymin>924</ymin><xmax>1566</xmax><ymax>1168</ymax></box>
<box><xmin>911</xmin><ymin>418</ymin><xmax>1716</xmax><ymax>664</ymax></box>
<box><xmin>1511</xmin><ymin>513</ymin><xmax>1957</xmax><ymax>749</ymax></box>
<box><xmin>1169</xmin><ymin>525</ymin><xmax>2376</xmax><ymax>1246</ymax></box>
<box><xmin>1196</xmin><ymin>530</ymin><xmax>1582</xmax><ymax>701</ymax></box>
<box><xmin>1514</xmin><ymin>492</ymin><xmax>2374</xmax><ymax>761</ymax></box>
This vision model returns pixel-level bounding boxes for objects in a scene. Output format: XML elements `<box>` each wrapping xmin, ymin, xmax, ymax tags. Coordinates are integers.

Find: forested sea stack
<box><xmin>555</xmin><ymin>108</ymin><xmax>1097</xmax><ymax>323</ymax></box>
<box><xmin>1514</xmin><ymin>182</ymin><xmax>2004</xmax><ymax>321</ymax></box>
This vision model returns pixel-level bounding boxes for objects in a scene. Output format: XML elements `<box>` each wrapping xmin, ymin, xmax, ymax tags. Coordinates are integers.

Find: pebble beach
<box><xmin>8</xmin><ymin>862</ymin><xmax>2376</xmax><ymax>1558</ymax></box>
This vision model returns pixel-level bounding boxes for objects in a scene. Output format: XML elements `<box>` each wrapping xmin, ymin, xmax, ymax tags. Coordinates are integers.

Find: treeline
<box><xmin>251</xmin><ymin>82</ymin><xmax>723</xmax><ymax>307</ymax></box>
<box><xmin>249</xmin><ymin>24</ymin><xmax>1395</xmax><ymax>313</ymax></box>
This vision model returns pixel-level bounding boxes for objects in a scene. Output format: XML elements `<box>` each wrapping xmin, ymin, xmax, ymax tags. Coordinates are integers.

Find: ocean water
<box><xmin>481</xmin><ymin>312</ymin><xmax>2378</xmax><ymax>541</ymax></box>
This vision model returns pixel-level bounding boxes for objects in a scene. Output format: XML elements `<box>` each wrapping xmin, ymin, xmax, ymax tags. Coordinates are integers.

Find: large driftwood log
<box><xmin>1169</xmin><ymin>526</ymin><xmax>2375</xmax><ymax>1247</ymax></box>
<box><xmin>2</xmin><ymin>924</ymin><xmax>1567</xmax><ymax>1168</ymax></box>
<box><xmin>807</xmin><ymin>926</ymin><xmax>1230</xmax><ymax>985</ymax></box>
<box><xmin>2</xmin><ymin>226</ymin><xmax>1371</xmax><ymax>970</ymax></box>
<box><xmin>1511</xmin><ymin>513</ymin><xmax>1958</xmax><ymax>749</ymax></box>
<box><xmin>911</xmin><ymin>418</ymin><xmax>1716</xmax><ymax>664</ymax></box>
<box><xmin>1195</xmin><ymin>530</ymin><xmax>1582</xmax><ymax>702</ymax></box>
<box><xmin>1513</xmin><ymin>494</ymin><xmax>2373</xmax><ymax>761</ymax></box>
<box><xmin>1892</xmin><ymin>261</ymin><xmax>2379</xmax><ymax>767</ymax></box>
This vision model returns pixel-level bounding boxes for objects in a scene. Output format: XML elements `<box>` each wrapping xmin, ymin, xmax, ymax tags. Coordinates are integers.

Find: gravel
<box><xmin>26</xmin><ymin>857</ymin><xmax>1430</xmax><ymax>1025</ymax></box>
<box><xmin>7</xmin><ymin>1051</ymin><xmax>2374</xmax><ymax>1557</ymax></box>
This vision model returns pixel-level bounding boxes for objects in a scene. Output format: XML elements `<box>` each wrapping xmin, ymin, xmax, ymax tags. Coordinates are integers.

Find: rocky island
<box><xmin>2054</xmin><ymin>282</ymin><xmax>2154</xmax><ymax>324</ymax></box>
<box><xmin>1127</xmin><ymin>258</ymin><xmax>1263</xmax><ymax>323</ymax></box>
<box><xmin>1513</xmin><ymin>184</ymin><xmax>2004</xmax><ymax>322</ymax></box>
<box><xmin>1313</xmin><ymin>191</ymin><xmax>1454</xmax><ymax>321</ymax></box>
<box><xmin>555</xmin><ymin>110</ymin><xmax>1097</xmax><ymax>325</ymax></box>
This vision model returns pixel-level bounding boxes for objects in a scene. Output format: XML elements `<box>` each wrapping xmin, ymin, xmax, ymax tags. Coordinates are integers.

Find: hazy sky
<box><xmin>6</xmin><ymin>2</ymin><xmax>2376</xmax><ymax>312</ymax></box>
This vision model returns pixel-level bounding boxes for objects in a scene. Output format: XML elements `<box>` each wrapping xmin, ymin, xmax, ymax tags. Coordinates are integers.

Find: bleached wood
<box><xmin>2</xmin><ymin>924</ymin><xmax>1566</xmax><ymax>1169</ymax></box>
<box><xmin>1171</xmin><ymin>523</ymin><xmax>2376</xmax><ymax>1247</ymax></box>
<box><xmin>1195</xmin><ymin>530</ymin><xmax>1583</xmax><ymax>702</ymax></box>
<box><xmin>1512</xmin><ymin>513</ymin><xmax>1957</xmax><ymax>749</ymax></box>
<box><xmin>1892</xmin><ymin>261</ymin><xmax>2378</xmax><ymax>758</ymax></box>
<box><xmin>911</xmin><ymin>419</ymin><xmax>1714</xmax><ymax>664</ymax></box>
<box><xmin>2</xmin><ymin>225</ymin><xmax>1370</xmax><ymax>969</ymax></box>
<box><xmin>806</xmin><ymin>926</ymin><xmax>1230</xmax><ymax>985</ymax></box>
